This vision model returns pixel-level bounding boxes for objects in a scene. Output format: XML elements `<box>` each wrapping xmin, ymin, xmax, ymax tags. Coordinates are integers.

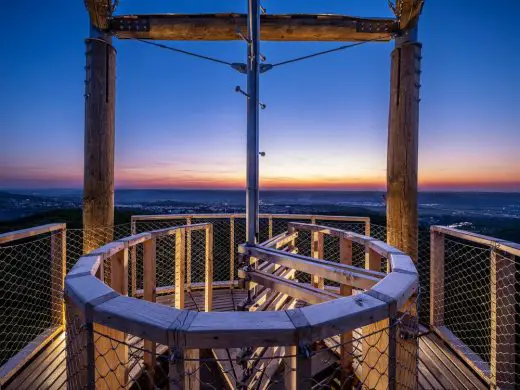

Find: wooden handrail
<box><xmin>131</xmin><ymin>213</ymin><xmax>370</xmax><ymax>223</ymax></box>
<box><xmin>65</xmin><ymin>221</ymin><xmax>417</xmax><ymax>389</ymax></box>
<box><xmin>0</xmin><ymin>223</ymin><xmax>66</xmax><ymax>245</ymax></box>
<box><xmin>431</xmin><ymin>225</ymin><xmax>520</xmax><ymax>257</ymax></box>
<box><xmin>66</xmin><ymin>226</ymin><xmax>416</xmax><ymax>347</ymax></box>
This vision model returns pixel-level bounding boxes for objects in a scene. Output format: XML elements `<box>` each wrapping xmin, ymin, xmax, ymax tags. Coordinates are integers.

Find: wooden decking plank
<box><xmin>32</xmin><ymin>349</ymin><xmax>66</xmax><ymax>389</ymax></box>
<box><xmin>47</xmin><ymin>366</ymin><xmax>67</xmax><ymax>390</ymax></box>
<box><xmin>6</xmin><ymin>332</ymin><xmax>66</xmax><ymax>390</ymax></box>
<box><xmin>421</xmin><ymin>333</ymin><xmax>486</xmax><ymax>390</ymax></box>
<box><xmin>418</xmin><ymin>339</ymin><xmax>459</xmax><ymax>390</ymax></box>
<box><xmin>420</xmin><ymin>335</ymin><xmax>475</xmax><ymax>390</ymax></box>
<box><xmin>418</xmin><ymin>358</ymin><xmax>443</xmax><ymax>390</ymax></box>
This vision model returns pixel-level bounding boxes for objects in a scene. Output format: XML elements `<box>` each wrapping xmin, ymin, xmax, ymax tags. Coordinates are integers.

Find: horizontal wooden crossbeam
<box><xmin>248</xmin><ymin>270</ymin><xmax>340</xmax><ymax>304</ymax></box>
<box><xmin>110</xmin><ymin>13</ymin><xmax>397</xmax><ymax>41</ymax></box>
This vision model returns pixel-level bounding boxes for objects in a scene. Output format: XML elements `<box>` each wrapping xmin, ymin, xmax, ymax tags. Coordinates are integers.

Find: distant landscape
<box><xmin>0</xmin><ymin>189</ymin><xmax>519</xmax><ymax>241</ymax></box>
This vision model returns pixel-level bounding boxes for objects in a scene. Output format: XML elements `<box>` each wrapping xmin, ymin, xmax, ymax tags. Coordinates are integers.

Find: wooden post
<box><xmin>339</xmin><ymin>237</ymin><xmax>354</xmax><ymax>383</ymax></box>
<box><xmin>430</xmin><ymin>230</ymin><xmax>445</xmax><ymax>327</ymax></box>
<box><xmin>144</xmin><ymin>239</ymin><xmax>157</xmax><ymax>377</ymax></box>
<box><xmin>285</xmin><ymin>345</ymin><xmax>312</xmax><ymax>390</ymax></box>
<box><xmin>95</xmin><ymin>252</ymin><xmax>129</xmax><ymax>389</ymax></box>
<box><xmin>490</xmin><ymin>249</ymin><xmax>516</xmax><ymax>389</ymax></box>
<box><xmin>205</xmin><ymin>225</ymin><xmax>213</xmax><ymax>312</ymax></box>
<box><xmin>184</xmin><ymin>349</ymin><xmax>200</xmax><ymax>390</ymax></box>
<box><xmin>186</xmin><ymin>217</ymin><xmax>192</xmax><ymax>291</ymax></box>
<box><xmin>83</xmin><ymin>26</ymin><xmax>116</xmax><ymax>253</ymax></box>
<box><xmin>229</xmin><ymin>217</ymin><xmax>235</xmax><ymax>288</ymax></box>
<box><xmin>51</xmin><ymin>228</ymin><xmax>66</xmax><ymax>327</ymax></box>
<box><xmin>386</xmin><ymin>29</ymin><xmax>422</xmax><ymax>262</ymax></box>
<box><xmin>311</xmin><ymin>231</ymin><xmax>325</xmax><ymax>289</ymax></box>
<box><xmin>362</xmin><ymin>247</ymin><xmax>388</xmax><ymax>389</ymax></box>
<box><xmin>175</xmin><ymin>229</ymin><xmax>186</xmax><ymax>309</ymax></box>
<box><xmin>130</xmin><ymin>219</ymin><xmax>137</xmax><ymax>296</ymax></box>
<box><xmin>268</xmin><ymin>216</ymin><xmax>273</xmax><ymax>239</ymax></box>
<box><xmin>66</xmin><ymin>296</ymin><xmax>95</xmax><ymax>389</ymax></box>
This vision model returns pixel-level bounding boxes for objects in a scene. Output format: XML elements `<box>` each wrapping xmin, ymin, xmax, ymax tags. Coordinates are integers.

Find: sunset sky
<box><xmin>0</xmin><ymin>0</ymin><xmax>519</xmax><ymax>191</ymax></box>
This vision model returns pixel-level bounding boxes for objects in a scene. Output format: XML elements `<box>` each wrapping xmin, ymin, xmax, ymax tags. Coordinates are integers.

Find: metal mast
<box><xmin>246</xmin><ymin>0</ymin><xmax>261</xmax><ymax>245</ymax></box>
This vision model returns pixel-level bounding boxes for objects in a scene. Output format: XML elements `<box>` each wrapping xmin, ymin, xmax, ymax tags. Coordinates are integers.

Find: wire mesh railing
<box><xmin>63</xmin><ymin>219</ymin><xmax>418</xmax><ymax>390</ymax></box>
<box><xmin>0</xmin><ymin>224</ymin><xmax>66</xmax><ymax>382</ymax></box>
<box><xmin>3</xmin><ymin>214</ymin><xmax>517</xmax><ymax>388</ymax></box>
<box><xmin>64</xmin><ymin>298</ymin><xmax>418</xmax><ymax>389</ymax></box>
<box><xmin>429</xmin><ymin>225</ymin><xmax>520</xmax><ymax>388</ymax></box>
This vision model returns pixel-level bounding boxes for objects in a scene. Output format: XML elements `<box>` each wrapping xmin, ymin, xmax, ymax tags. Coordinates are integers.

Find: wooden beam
<box><xmin>339</xmin><ymin>237</ymin><xmax>354</xmax><ymax>384</ymax></box>
<box><xmin>490</xmin><ymin>249</ymin><xmax>516</xmax><ymax>389</ymax></box>
<box><xmin>396</xmin><ymin>0</ymin><xmax>424</xmax><ymax>30</ymax></box>
<box><xmin>248</xmin><ymin>270</ymin><xmax>339</xmax><ymax>304</ymax></box>
<box><xmin>175</xmin><ymin>228</ymin><xmax>186</xmax><ymax>309</ymax></box>
<box><xmin>111</xmin><ymin>13</ymin><xmax>397</xmax><ymax>42</ymax></box>
<box><xmin>243</xmin><ymin>246</ymin><xmax>383</xmax><ymax>290</ymax></box>
<box><xmin>386</xmin><ymin>33</ymin><xmax>422</xmax><ymax>262</ymax></box>
<box><xmin>311</xmin><ymin>231</ymin><xmax>325</xmax><ymax>289</ymax></box>
<box><xmin>143</xmin><ymin>238</ymin><xmax>157</xmax><ymax>379</ymax></box>
<box><xmin>204</xmin><ymin>225</ymin><xmax>213</xmax><ymax>312</ymax></box>
<box><xmin>83</xmin><ymin>30</ymin><xmax>116</xmax><ymax>252</ymax></box>
<box><xmin>0</xmin><ymin>223</ymin><xmax>65</xmax><ymax>245</ymax></box>
<box><xmin>85</xmin><ymin>0</ymin><xmax>112</xmax><ymax>29</ymax></box>
<box><xmin>430</xmin><ymin>230</ymin><xmax>445</xmax><ymax>327</ymax></box>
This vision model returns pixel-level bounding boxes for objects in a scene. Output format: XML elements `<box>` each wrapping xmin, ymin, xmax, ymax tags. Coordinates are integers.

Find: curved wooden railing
<box><xmin>64</xmin><ymin>221</ymin><xmax>418</xmax><ymax>389</ymax></box>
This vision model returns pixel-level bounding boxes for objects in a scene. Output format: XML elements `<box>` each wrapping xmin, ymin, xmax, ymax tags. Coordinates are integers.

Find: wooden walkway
<box><xmin>3</xmin><ymin>289</ymin><xmax>488</xmax><ymax>390</ymax></box>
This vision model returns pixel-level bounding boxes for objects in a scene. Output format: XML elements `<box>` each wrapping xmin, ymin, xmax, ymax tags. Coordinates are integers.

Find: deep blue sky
<box><xmin>0</xmin><ymin>0</ymin><xmax>519</xmax><ymax>190</ymax></box>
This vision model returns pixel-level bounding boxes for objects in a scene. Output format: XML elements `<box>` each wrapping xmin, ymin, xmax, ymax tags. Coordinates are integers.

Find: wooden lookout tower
<box><xmin>2</xmin><ymin>1</ymin><xmax>519</xmax><ymax>390</ymax></box>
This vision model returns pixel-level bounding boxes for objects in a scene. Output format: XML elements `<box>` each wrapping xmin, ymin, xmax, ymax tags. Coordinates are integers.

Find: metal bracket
<box><xmin>231</xmin><ymin>63</ymin><xmax>247</xmax><ymax>74</ymax></box>
<box><xmin>298</xmin><ymin>344</ymin><xmax>312</xmax><ymax>359</ymax></box>
<box><xmin>260</xmin><ymin>64</ymin><xmax>273</xmax><ymax>73</ymax></box>
<box><xmin>111</xmin><ymin>16</ymin><xmax>149</xmax><ymax>32</ymax></box>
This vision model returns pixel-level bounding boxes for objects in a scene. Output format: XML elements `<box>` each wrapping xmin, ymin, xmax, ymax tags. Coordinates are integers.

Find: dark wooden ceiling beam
<box><xmin>110</xmin><ymin>14</ymin><xmax>398</xmax><ymax>42</ymax></box>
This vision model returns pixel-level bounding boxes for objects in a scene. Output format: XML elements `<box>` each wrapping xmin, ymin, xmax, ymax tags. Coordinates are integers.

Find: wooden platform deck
<box><xmin>3</xmin><ymin>289</ymin><xmax>488</xmax><ymax>390</ymax></box>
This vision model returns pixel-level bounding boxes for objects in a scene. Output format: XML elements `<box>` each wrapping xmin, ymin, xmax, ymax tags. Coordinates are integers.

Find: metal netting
<box><xmin>0</xmin><ymin>230</ymin><xmax>65</xmax><ymax>367</ymax></box>
<box><xmin>443</xmin><ymin>236</ymin><xmax>491</xmax><ymax>364</ymax></box>
<box><xmin>64</xmin><ymin>291</ymin><xmax>418</xmax><ymax>390</ymax></box>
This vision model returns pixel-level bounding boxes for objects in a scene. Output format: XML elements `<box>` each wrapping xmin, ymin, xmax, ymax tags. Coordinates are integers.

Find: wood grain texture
<box><xmin>83</xmin><ymin>33</ymin><xmax>116</xmax><ymax>252</ymax></box>
<box><xmin>386</xmin><ymin>40</ymin><xmax>422</xmax><ymax>262</ymax></box>
<box><xmin>111</xmin><ymin>13</ymin><xmax>396</xmax><ymax>42</ymax></box>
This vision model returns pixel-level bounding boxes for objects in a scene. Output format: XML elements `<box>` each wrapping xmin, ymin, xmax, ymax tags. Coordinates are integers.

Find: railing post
<box><xmin>339</xmin><ymin>236</ymin><xmax>354</xmax><ymax>384</ymax></box>
<box><xmin>490</xmin><ymin>249</ymin><xmax>516</xmax><ymax>389</ymax></box>
<box><xmin>364</xmin><ymin>218</ymin><xmax>371</xmax><ymax>237</ymax></box>
<box><xmin>311</xmin><ymin>230</ymin><xmax>324</xmax><ymax>289</ymax></box>
<box><xmin>144</xmin><ymin>238</ymin><xmax>157</xmax><ymax>380</ymax></box>
<box><xmin>268</xmin><ymin>215</ymin><xmax>273</xmax><ymax>239</ymax></box>
<box><xmin>175</xmin><ymin>229</ymin><xmax>186</xmax><ymax>309</ymax></box>
<box><xmin>186</xmin><ymin>217</ymin><xmax>192</xmax><ymax>292</ymax></box>
<box><xmin>130</xmin><ymin>218</ymin><xmax>137</xmax><ymax>296</ymax></box>
<box><xmin>66</xmin><ymin>296</ymin><xmax>95</xmax><ymax>389</ymax></box>
<box><xmin>230</xmin><ymin>217</ymin><xmax>235</xmax><ymax>289</ymax></box>
<box><xmin>95</xmin><ymin>252</ymin><xmax>129</xmax><ymax>389</ymax></box>
<box><xmin>362</xmin><ymin>247</ymin><xmax>388</xmax><ymax>390</ymax></box>
<box><xmin>285</xmin><ymin>345</ymin><xmax>312</xmax><ymax>390</ymax></box>
<box><xmin>51</xmin><ymin>227</ymin><xmax>66</xmax><ymax>327</ymax></box>
<box><xmin>430</xmin><ymin>229</ymin><xmax>445</xmax><ymax>327</ymax></box>
<box><xmin>205</xmin><ymin>225</ymin><xmax>213</xmax><ymax>312</ymax></box>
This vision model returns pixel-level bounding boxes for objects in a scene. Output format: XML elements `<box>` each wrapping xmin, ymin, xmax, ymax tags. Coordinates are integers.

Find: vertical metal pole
<box><xmin>246</xmin><ymin>0</ymin><xmax>260</xmax><ymax>245</ymax></box>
